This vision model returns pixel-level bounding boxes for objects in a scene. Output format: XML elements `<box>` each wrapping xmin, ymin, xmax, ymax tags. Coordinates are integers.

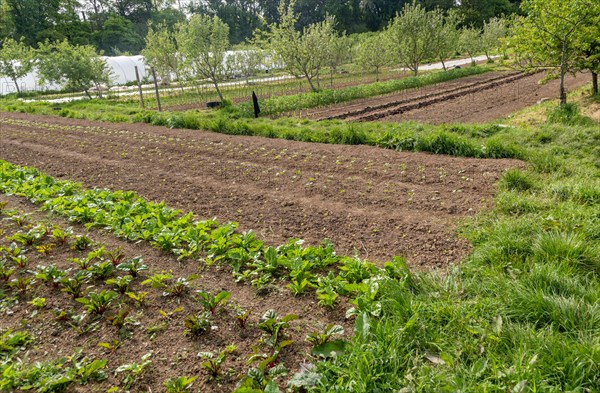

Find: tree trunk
<box><xmin>559</xmin><ymin>40</ymin><xmax>568</xmax><ymax>106</ymax></box>
<box><xmin>84</xmin><ymin>89</ymin><xmax>92</xmax><ymax>99</ymax></box>
<box><xmin>11</xmin><ymin>77</ymin><xmax>21</xmax><ymax>96</ymax></box>
<box><xmin>214</xmin><ymin>81</ymin><xmax>224</xmax><ymax>102</ymax></box>
<box><xmin>306</xmin><ymin>75</ymin><xmax>316</xmax><ymax>91</ymax></box>
<box><xmin>592</xmin><ymin>71</ymin><xmax>598</xmax><ymax>96</ymax></box>
<box><xmin>412</xmin><ymin>62</ymin><xmax>418</xmax><ymax>76</ymax></box>
<box><xmin>175</xmin><ymin>71</ymin><xmax>184</xmax><ymax>93</ymax></box>
<box><xmin>440</xmin><ymin>58</ymin><xmax>447</xmax><ymax>71</ymax></box>
<box><xmin>375</xmin><ymin>67</ymin><xmax>379</xmax><ymax>82</ymax></box>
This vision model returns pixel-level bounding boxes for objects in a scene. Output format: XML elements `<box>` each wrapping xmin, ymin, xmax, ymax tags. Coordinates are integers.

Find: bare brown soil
<box><xmin>305</xmin><ymin>70</ymin><xmax>591</xmax><ymax>124</ymax></box>
<box><xmin>0</xmin><ymin>194</ymin><xmax>349</xmax><ymax>392</ymax></box>
<box><xmin>0</xmin><ymin>112</ymin><xmax>522</xmax><ymax>268</ymax></box>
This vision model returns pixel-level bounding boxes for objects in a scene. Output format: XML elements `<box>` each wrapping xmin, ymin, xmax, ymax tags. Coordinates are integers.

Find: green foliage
<box><xmin>196</xmin><ymin>290</ymin><xmax>231</xmax><ymax>314</ymax></box>
<box><xmin>500</xmin><ymin>169</ymin><xmax>535</xmax><ymax>192</ymax></box>
<box><xmin>306</xmin><ymin>324</ymin><xmax>346</xmax><ymax>358</ymax></box>
<box><xmin>184</xmin><ymin>312</ymin><xmax>212</xmax><ymax>336</ymax></box>
<box><xmin>508</xmin><ymin>0</ymin><xmax>600</xmax><ymax>104</ymax></box>
<box><xmin>142</xmin><ymin>22</ymin><xmax>181</xmax><ymax>84</ymax></box>
<box><xmin>97</xmin><ymin>14</ymin><xmax>144</xmax><ymax>56</ymax></box>
<box><xmin>36</xmin><ymin>40</ymin><xmax>113</xmax><ymax>99</ymax></box>
<box><xmin>35</xmin><ymin>264</ymin><xmax>66</xmax><ymax>288</ymax></box>
<box><xmin>106</xmin><ymin>275</ymin><xmax>133</xmax><ymax>294</ymax></box>
<box><xmin>76</xmin><ymin>290</ymin><xmax>118</xmax><ymax>316</ymax></box>
<box><xmin>0</xmin><ymin>330</ymin><xmax>31</xmax><ymax>359</ymax></box>
<box><xmin>176</xmin><ymin>14</ymin><xmax>231</xmax><ymax>101</ymax></box>
<box><xmin>385</xmin><ymin>1</ymin><xmax>437</xmax><ymax>75</ymax></box>
<box><xmin>199</xmin><ymin>345</ymin><xmax>236</xmax><ymax>378</ymax></box>
<box><xmin>481</xmin><ymin>17</ymin><xmax>508</xmax><ymax>60</ymax></box>
<box><xmin>164</xmin><ymin>375</ymin><xmax>197</xmax><ymax>393</ymax></box>
<box><xmin>458</xmin><ymin>27</ymin><xmax>482</xmax><ymax>63</ymax></box>
<box><xmin>258</xmin><ymin>310</ymin><xmax>298</xmax><ymax>347</ymax></box>
<box><xmin>117</xmin><ymin>256</ymin><xmax>148</xmax><ymax>277</ymax></box>
<box><xmin>259</xmin><ymin>0</ymin><xmax>336</xmax><ymax>91</ymax></box>
<box><xmin>115</xmin><ymin>352</ymin><xmax>153</xmax><ymax>390</ymax></box>
<box><xmin>0</xmin><ymin>38</ymin><xmax>34</xmax><ymax>95</ymax></box>
<box><xmin>355</xmin><ymin>34</ymin><xmax>391</xmax><ymax>81</ymax></box>
<box><xmin>546</xmin><ymin>103</ymin><xmax>595</xmax><ymax>126</ymax></box>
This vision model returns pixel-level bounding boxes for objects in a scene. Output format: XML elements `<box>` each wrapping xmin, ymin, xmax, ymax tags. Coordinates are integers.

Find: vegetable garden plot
<box><xmin>0</xmin><ymin>112</ymin><xmax>524</xmax><ymax>267</ymax></box>
<box><xmin>0</xmin><ymin>193</ymin><xmax>350</xmax><ymax>392</ymax></box>
<box><xmin>301</xmin><ymin>70</ymin><xmax>589</xmax><ymax>124</ymax></box>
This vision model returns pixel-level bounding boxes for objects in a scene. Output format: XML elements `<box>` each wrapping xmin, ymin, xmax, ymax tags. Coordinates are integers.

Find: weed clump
<box><xmin>500</xmin><ymin>169</ymin><xmax>535</xmax><ymax>192</ymax></box>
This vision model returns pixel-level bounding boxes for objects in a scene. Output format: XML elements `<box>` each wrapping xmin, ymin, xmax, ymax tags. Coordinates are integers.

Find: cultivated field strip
<box><xmin>311</xmin><ymin>71</ymin><xmax>523</xmax><ymax>121</ymax></box>
<box><xmin>351</xmin><ymin>72</ymin><xmax>532</xmax><ymax>122</ymax></box>
<box><xmin>0</xmin><ymin>113</ymin><xmax>523</xmax><ymax>266</ymax></box>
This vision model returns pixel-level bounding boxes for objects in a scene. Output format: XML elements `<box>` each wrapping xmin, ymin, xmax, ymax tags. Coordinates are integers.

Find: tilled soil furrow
<box><xmin>304</xmin><ymin>71</ymin><xmax>508</xmax><ymax>120</ymax></box>
<box><xmin>348</xmin><ymin>72</ymin><xmax>531</xmax><ymax>122</ymax></box>
<box><xmin>0</xmin><ymin>111</ymin><xmax>523</xmax><ymax>267</ymax></box>
<box><xmin>318</xmin><ymin>72</ymin><xmax>522</xmax><ymax>121</ymax></box>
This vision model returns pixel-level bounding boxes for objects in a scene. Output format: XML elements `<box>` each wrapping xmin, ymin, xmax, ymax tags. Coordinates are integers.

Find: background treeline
<box><xmin>0</xmin><ymin>0</ymin><xmax>522</xmax><ymax>54</ymax></box>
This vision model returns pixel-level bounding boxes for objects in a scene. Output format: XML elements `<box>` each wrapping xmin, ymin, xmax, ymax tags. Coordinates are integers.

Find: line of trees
<box><xmin>0</xmin><ymin>38</ymin><xmax>112</xmax><ymax>97</ymax></box>
<box><xmin>1</xmin><ymin>0</ymin><xmax>598</xmax><ymax>105</ymax></box>
<box><xmin>0</xmin><ymin>0</ymin><xmax>522</xmax><ymax>54</ymax></box>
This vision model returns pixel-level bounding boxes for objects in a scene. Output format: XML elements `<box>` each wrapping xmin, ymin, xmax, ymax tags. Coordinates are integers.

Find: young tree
<box><xmin>385</xmin><ymin>1</ymin><xmax>436</xmax><ymax>76</ymax></box>
<box><xmin>142</xmin><ymin>22</ymin><xmax>182</xmax><ymax>87</ymax></box>
<box><xmin>176</xmin><ymin>14</ymin><xmax>231</xmax><ymax>102</ymax></box>
<box><xmin>229</xmin><ymin>48</ymin><xmax>265</xmax><ymax>85</ymax></box>
<box><xmin>481</xmin><ymin>17</ymin><xmax>507</xmax><ymax>62</ymax></box>
<box><xmin>573</xmin><ymin>3</ymin><xmax>600</xmax><ymax>95</ymax></box>
<box><xmin>509</xmin><ymin>0</ymin><xmax>599</xmax><ymax>105</ymax></box>
<box><xmin>429</xmin><ymin>8</ymin><xmax>461</xmax><ymax>71</ymax></box>
<box><xmin>326</xmin><ymin>33</ymin><xmax>351</xmax><ymax>83</ymax></box>
<box><xmin>355</xmin><ymin>33</ymin><xmax>391</xmax><ymax>81</ymax></box>
<box><xmin>36</xmin><ymin>40</ymin><xmax>113</xmax><ymax>99</ymax></box>
<box><xmin>260</xmin><ymin>0</ymin><xmax>336</xmax><ymax>91</ymax></box>
<box><xmin>0</xmin><ymin>38</ymin><xmax>34</xmax><ymax>95</ymax></box>
<box><xmin>458</xmin><ymin>27</ymin><xmax>482</xmax><ymax>64</ymax></box>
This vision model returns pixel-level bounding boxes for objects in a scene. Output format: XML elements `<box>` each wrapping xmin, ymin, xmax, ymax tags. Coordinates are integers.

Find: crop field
<box><xmin>1</xmin><ymin>72</ymin><xmax>599</xmax><ymax>392</ymax></box>
<box><xmin>0</xmin><ymin>112</ymin><xmax>523</xmax><ymax>266</ymax></box>
<box><xmin>304</xmin><ymin>70</ymin><xmax>590</xmax><ymax>123</ymax></box>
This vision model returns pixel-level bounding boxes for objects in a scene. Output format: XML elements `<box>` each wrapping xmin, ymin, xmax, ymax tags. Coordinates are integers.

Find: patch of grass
<box><xmin>499</xmin><ymin>169</ymin><xmax>536</xmax><ymax>192</ymax></box>
<box><xmin>547</xmin><ymin>103</ymin><xmax>596</xmax><ymax>127</ymax></box>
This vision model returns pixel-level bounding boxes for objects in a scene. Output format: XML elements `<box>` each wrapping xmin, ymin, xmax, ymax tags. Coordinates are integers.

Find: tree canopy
<box><xmin>0</xmin><ymin>0</ymin><xmax>524</xmax><ymax>53</ymax></box>
<box><xmin>509</xmin><ymin>0</ymin><xmax>600</xmax><ymax>104</ymax></box>
<box><xmin>37</xmin><ymin>40</ymin><xmax>113</xmax><ymax>98</ymax></box>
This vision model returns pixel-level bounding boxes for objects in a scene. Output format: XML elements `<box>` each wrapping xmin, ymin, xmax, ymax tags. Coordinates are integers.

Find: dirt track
<box><xmin>306</xmin><ymin>70</ymin><xmax>590</xmax><ymax>123</ymax></box>
<box><xmin>0</xmin><ymin>112</ymin><xmax>523</xmax><ymax>268</ymax></box>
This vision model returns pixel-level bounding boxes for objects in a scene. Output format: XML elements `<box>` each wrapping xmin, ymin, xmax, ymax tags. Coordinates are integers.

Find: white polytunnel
<box><xmin>0</xmin><ymin>55</ymin><xmax>149</xmax><ymax>95</ymax></box>
<box><xmin>102</xmin><ymin>55</ymin><xmax>148</xmax><ymax>85</ymax></box>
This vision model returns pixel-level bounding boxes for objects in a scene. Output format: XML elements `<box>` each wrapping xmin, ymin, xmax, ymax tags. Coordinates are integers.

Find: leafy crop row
<box><xmin>0</xmin><ymin>160</ymin><xmax>411</xmax><ymax>312</ymax></box>
<box><xmin>0</xmin><ymin>200</ymin><xmax>343</xmax><ymax>392</ymax></box>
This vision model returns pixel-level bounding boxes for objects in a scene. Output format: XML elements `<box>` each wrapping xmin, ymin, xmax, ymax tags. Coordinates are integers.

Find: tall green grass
<box><xmin>312</xmin><ymin>114</ymin><xmax>600</xmax><ymax>391</ymax></box>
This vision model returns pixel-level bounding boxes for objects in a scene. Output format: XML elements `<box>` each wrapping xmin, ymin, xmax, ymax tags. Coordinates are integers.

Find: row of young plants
<box><xmin>0</xmin><ymin>104</ymin><xmax>525</xmax><ymax>164</ymax></box>
<box><xmin>234</xmin><ymin>66</ymin><xmax>492</xmax><ymax>117</ymax></box>
<box><xmin>0</xmin><ymin>160</ymin><xmax>410</xmax><ymax>312</ymax></box>
<box><xmin>0</xmin><ymin>202</ymin><xmax>347</xmax><ymax>392</ymax></box>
